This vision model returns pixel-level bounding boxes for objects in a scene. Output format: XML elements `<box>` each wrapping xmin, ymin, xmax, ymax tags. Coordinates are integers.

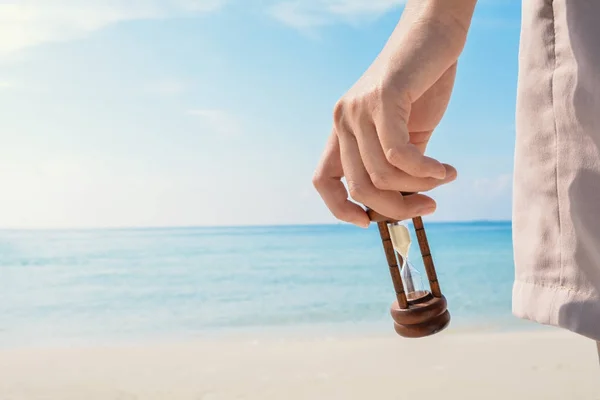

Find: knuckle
<box><xmin>333</xmin><ymin>96</ymin><xmax>368</xmax><ymax>130</ymax></box>
<box><xmin>347</xmin><ymin>180</ymin><xmax>371</xmax><ymax>203</ymax></box>
<box><xmin>346</xmin><ymin>97</ymin><xmax>362</xmax><ymax>116</ymax></box>
<box><xmin>332</xmin><ymin>99</ymin><xmax>346</xmax><ymax>127</ymax></box>
<box><xmin>311</xmin><ymin>170</ymin><xmax>325</xmax><ymax>191</ymax></box>
<box><xmin>369</xmin><ymin>171</ymin><xmax>392</xmax><ymax>190</ymax></box>
<box><xmin>385</xmin><ymin>146</ymin><xmax>401</xmax><ymax>165</ymax></box>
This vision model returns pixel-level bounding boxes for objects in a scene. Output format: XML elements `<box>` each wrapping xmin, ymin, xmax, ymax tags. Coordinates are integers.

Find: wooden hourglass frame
<box><xmin>367</xmin><ymin>196</ymin><xmax>450</xmax><ymax>338</ymax></box>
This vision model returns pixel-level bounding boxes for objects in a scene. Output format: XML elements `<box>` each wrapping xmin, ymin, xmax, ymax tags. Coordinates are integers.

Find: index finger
<box><xmin>312</xmin><ymin>131</ymin><xmax>371</xmax><ymax>228</ymax></box>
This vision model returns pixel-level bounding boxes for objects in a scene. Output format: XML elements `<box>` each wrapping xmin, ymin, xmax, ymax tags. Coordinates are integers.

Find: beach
<box><xmin>1</xmin><ymin>224</ymin><xmax>598</xmax><ymax>399</ymax></box>
<box><xmin>0</xmin><ymin>328</ymin><xmax>598</xmax><ymax>399</ymax></box>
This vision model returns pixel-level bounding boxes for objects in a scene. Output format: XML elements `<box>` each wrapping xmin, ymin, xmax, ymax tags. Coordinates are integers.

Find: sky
<box><xmin>0</xmin><ymin>0</ymin><xmax>522</xmax><ymax>229</ymax></box>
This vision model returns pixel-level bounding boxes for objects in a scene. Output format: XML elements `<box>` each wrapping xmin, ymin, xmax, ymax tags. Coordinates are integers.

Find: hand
<box><xmin>313</xmin><ymin>6</ymin><xmax>474</xmax><ymax>228</ymax></box>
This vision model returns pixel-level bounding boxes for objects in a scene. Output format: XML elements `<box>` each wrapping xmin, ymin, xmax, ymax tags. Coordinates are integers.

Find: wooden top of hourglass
<box><xmin>366</xmin><ymin>193</ymin><xmax>450</xmax><ymax>338</ymax></box>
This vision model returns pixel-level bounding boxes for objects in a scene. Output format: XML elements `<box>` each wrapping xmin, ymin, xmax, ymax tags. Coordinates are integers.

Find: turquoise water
<box><xmin>0</xmin><ymin>222</ymin><xmax>524</xmax><ymax>347</ymax></box>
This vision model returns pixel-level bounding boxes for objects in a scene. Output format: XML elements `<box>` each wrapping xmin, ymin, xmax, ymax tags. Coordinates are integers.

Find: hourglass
<box><xmin>367</xmin><ymin>194</ymin><xmax>450</xmax><ymax>338</ymax></box>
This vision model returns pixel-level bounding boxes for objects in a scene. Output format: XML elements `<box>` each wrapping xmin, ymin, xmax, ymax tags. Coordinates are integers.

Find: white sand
<box><xmin>0</xmin><ymin>328</ymin><xmax>598</xmax><ymax>400</ymax></box>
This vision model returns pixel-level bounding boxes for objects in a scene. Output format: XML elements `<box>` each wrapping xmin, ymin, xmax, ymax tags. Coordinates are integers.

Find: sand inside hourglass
<box><xmin>388</xmin><ymin>222</ymin><xmax>428</xmax><ymax>301</ymax></box>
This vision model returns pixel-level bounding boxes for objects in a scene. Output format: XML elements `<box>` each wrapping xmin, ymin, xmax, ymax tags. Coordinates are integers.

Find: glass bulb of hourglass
<box><xmin>388</xmin><ymin>221</ymin><xmax>427</xmax><ymax>301</ymax></box>
<box><xmin>401</xmin><ymin>259</ymin><xmax>426</xmax><ymax>301</ymax></box>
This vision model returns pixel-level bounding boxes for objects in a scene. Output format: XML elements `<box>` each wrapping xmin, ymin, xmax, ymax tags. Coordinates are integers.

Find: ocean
<box><xmin>0</xmin><ymin>221</ymin><xmax>533</xmax><ymax>347</ymax></box>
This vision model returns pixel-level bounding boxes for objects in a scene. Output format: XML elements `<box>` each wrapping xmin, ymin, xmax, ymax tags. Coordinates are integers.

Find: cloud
<box><xmin>0</xmin><ymin>0</ymin><xmax>226</xmax><ymax>55</ymax></box>
<box><xmin>423</xmin><ymin>173</ymin><xmax>513</xmax><ymax>221</ymax></box>
<box><xmin>473</xmin><ymin>173</ymin><xmax>513</xmax><ymax>198</ymax></box>
<box><xmin>188</xmin><ymin>109</ymin><xmax>241</xmax><ymax>136</ymax></box>
<box><xmin>268</xmin><ymin>2</ymin><xmax>329</xmax><ymax>30</ymax></box>
<box><xmin>268</xmin><ymin>0</ymin><xmax>404</xmax><ymax>30</ymax></box>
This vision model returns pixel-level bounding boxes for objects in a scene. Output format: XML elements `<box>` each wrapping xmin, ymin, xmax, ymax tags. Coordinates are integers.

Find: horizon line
<box><xmin>0</xmin><ymin>219</ymin><xmax>512</xmax><ymax>232</ymax></box>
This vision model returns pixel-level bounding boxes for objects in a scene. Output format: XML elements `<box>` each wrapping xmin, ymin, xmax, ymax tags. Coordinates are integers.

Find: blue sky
<box><xmin>0</xmin><ymin>0</ymin><xmax>521</xmax><ymax>228</ymax></box>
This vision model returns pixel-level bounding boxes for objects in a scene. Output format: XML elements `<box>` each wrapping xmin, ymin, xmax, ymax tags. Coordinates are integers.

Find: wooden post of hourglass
<box><xmin>367</xmin><ymin>194</ymin><xmax>450</xmax><ymax>338</ymax></box>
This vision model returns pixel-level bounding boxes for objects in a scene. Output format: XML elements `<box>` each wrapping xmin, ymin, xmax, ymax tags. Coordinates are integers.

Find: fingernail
<box><xmin>443</xmin><ymin>168</ymin><xmax>457</xmax><ymax>182</ymax></box>
<box><xmin>433</xmin><ymin>167</ymin><xmax>446</xmax><ymax>180</ymax></box>
<box><xmin>359</xmin><ymin>220</ymin><xmax>370</xmax><ymax>229</ymax></box>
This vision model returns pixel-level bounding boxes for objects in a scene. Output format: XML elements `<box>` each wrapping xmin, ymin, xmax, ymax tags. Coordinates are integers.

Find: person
<box><xmin>312</xmin><ymin>0</ymin><xmax>600</xmax><ymax>360</ymax></box>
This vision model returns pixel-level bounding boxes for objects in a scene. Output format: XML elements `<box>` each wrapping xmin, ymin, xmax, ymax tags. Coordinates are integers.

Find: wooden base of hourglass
<box><xmin>390</xmin><ymin>291</ymin><xmax>450</xmax><ymax>338</ymax></box>
<box><xmin>367</xmin><ymin>205</ymin><xmax>450</xmax><ymax>339</ymax></box>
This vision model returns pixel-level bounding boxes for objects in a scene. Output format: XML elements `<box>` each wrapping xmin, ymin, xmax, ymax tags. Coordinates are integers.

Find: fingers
<box><xmin>375</xmin><ymin>105</ymin><xmax>447</xmax><ymax>180</ymax></box>
<box><xmin>407</xmin><ymin>63</ymin><xmax>458</xmax><ymax>134</ymax></box>
<box><xmin>312</xmin><ymin>132</ymin><xmax>371</xmax><ymax>228</ymax></box>
<box><xmin>409</xmin><ymin>130</ymin><xmax>434</xmax><ymax>154</ymax></box>
<box><xmin>337</xmin><ymin>128</ymin><xmax>438</xmax><ymax>221</ymax></box>
<box><xmin>353</xmin><ymin>121</ymin><xmax>456</xmax><ymax>192</ymax></box>
<box><xmin>374</xmin><ymin>163</ymin><xmax>456</xmax><ymax>192</ymax></box>
<box><xmin>313</xmin><ymin>126</ymin><xmax>450</xmax><ymax>227</ymax></box>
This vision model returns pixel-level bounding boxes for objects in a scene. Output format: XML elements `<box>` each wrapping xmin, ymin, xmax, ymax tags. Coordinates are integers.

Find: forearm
<box><xmin>369</xmin><ymin>0</ymin><xmax>477</xmax><ymax>101</ymax></box>
<box><xmin>381</xmin><ymin>0</ymin><xmax>478</xmax><ymax>63</ymax></box>
<box><xmin>398</xmin><ymin>0</ymin><xmax>477</xmax><ymax>41</ymax></box>
<box><xmin>424</xmin><ymin>0</ymin><xmax>478</xmax><ymax>32</ymax></box>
